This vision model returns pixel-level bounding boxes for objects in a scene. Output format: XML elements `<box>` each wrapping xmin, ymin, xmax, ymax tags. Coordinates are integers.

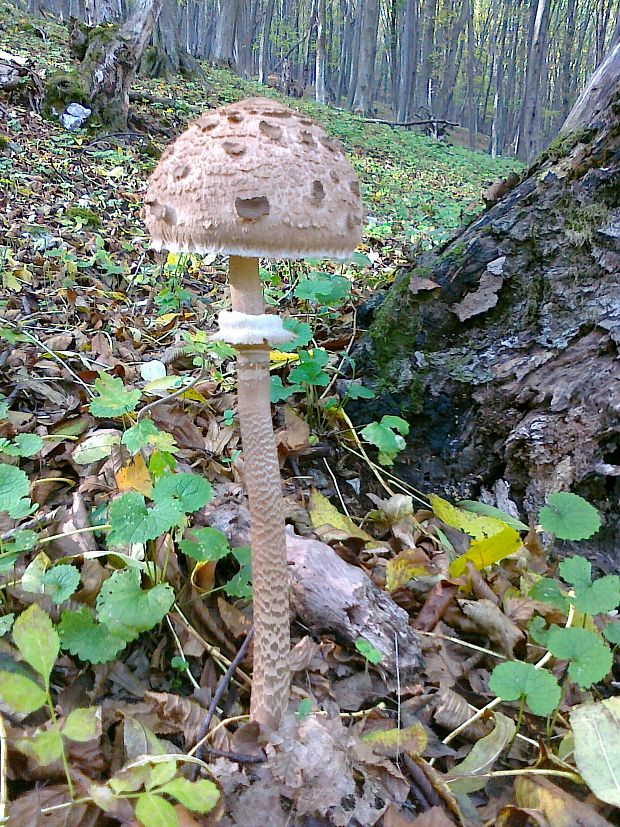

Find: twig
<box><xmin>171</xmin><ymin>608</ymin><xmax>252</xmax><ymax>689</ymax></box>
<box><xmin>138</xmin><ymin>369</ymin><xmax>205</xmax><ymax>420</ymax></box>
<box><xmin>189</xmin><ymin>627</ymin><xmax>254</xmax><ymax>779</ymax></box>
<box><xmin>0</xmin><ymin>319</ymin><xmax>95</xmax><ymax>398</ymax></box>
<box><xmin>0</xmin><ymin>506</ymin><xmax>60</xmax><ymax>542</ymax></box>
<box><xmin>440</xmin><ymin>603</ymin><xmax>576</xmax><ymax>749</ymax></box>
<box><xmin>322</xmin><ymin>458</ymin><xmax>350</xmax><ymax>517</ymax></box>
<box><xmin>338</xmin><ymin>408</ymin><xmax>394</xmax><ymax>496</ymax></box>
<box><xmin>362</xmin><ymin>116</ymin><xmax>459</xmax><ymax>128</ymax></box>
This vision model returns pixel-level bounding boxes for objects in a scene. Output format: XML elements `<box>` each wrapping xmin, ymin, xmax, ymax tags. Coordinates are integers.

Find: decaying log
<box><xmin>286</xmin><ymin>529</ymin><xmax>422</xmax><ymax>676</ymax></box>
<box><xmin>360</xmin><ymin>44</ymin><xmax>620</xmax><ymax>569</ymax></box>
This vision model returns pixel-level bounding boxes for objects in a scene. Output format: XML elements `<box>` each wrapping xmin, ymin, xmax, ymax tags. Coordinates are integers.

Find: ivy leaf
<box><xmin>96</xmin><ymin>569</ymin><xmax>175</xmax><ymax>641</ymax></box>
<box><xmin>42</xmin><ymin>564</ymin><xmax>80</xmax><ymax>604</ymax></box>
<box><xmin>134</xmin><ymin>792</ymin><xmax>178</xmax><ymax>827</ymax></box>
<box><xmin>12</xmin><ymin>604</ymin><xmax>59</xmax><ymax>688</ymax></box>
<box><xmin>179</xmin><ymin>527</ymin><xmax>230</xmax><ymax>562</ymax></box>
<box><xmin>489</xmin><ymin>661</ymin><xmax>561</xmax><ymax>716</ymax></box>
<box><xmin>2</xmin><ymin>433</ymin><xmax>44</xmax><ymax>457</ymax></box>
<box><xmin>152</xmin><ymin>473</ymin><xmax>212</xmax><ymax>515</ymax></box>
<box><xmin>294</xmin><ymin>272</ymin><xmax>350</xmax><ymax>305</ymax></box>
<box><xmin>361</xmin><ymin>416</ymin><xmax>408</xmax><ymax>466</ymax></box>
<box><xmin>108</xmin><ymin>491</ymin><xmax>182</xmax><ymax>546</ymax></box>
<box><xmin>159</xmin><ymin>778</ymin><xmax>220</xmax><ymax>814</ymax></box>
<box><xmin>546</xmin><ymin>627</ymin><xmax>612</xmax><ymax>689</ymax></box>
<box><xmin>0</xmin><ymin>671</ymin><xmax>47</xmax><ymax>714</ymax></box>
<box><xmin>0</xmin><ymin>463</ymin><xmax>33</xmax><ymax>518</ymax></box>
<box><xmin>538</xmin><ymin>492</ymin><xmax>601</xmax><ymax>540</ymax></box>
<box><xmin>122</xmin><ymin>420</ymin><xmax>160</xmax><ymax>455</ymax></box>
<box><xmin>59</xmin><ymin>607</ymin><xmax>128</xmax><ymax>664</ymax></box>
<box><xmin>89</xmin><ymin>373</ymin><xmax>141</xmax><ymax>418</ymax></box>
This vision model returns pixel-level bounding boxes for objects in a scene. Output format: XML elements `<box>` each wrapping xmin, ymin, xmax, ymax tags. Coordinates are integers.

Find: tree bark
<box><xmin>212</xmin><ymin>0</ymin><xmax>238</xmax><ymax>68</ymax></box>
<box><xmin>518</xmin><ymin>0</ymin><xmax>551</xmax><ymax>162</ymax></box>
<box><xmin>315</xmin><ymin>0</ymin><xmax>327</xmax><ymax>102</ymax></box>
<box><xmin>362</xmin><ymin>50</ymin><xmax>620</xmax><ymax>567</ymax></box>
<box><xmin>350</xmin><ymin>0</ymin><xmax>380</xmax><ymax>115</ymax></box>
<box><xmin>63</xmin><ymin>0</ymin><xmax>162</xmax><ymax>130</ymax></box>
<box><xmin>258</xmin><ymin>0</ymin><xmax>275</xmax><ymax>84</ymax></box>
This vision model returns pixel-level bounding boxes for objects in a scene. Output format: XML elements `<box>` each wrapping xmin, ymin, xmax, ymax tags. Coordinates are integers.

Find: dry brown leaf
<box><xmin>515</xmin><ymin>775</ymin><xmax>614</xmax><ymax>827</ymax></box>
<box><xmin>7</xmin><ymin>785</ymin><xmax>99</xmax><ymax>827</ymax></box>
<box><xmin>496</xmin><ymin>805</ymin><xmax>551</xmax><ymax>826</ymax></box>
<box><xmin>218</xmin><ymin>596</ymin><xmax>252</xmax><ymax>639</ymax></box>
<box><xmin>410</xmin><ymin>805</ymin><xmax>455</xmax><ymax>826</ymax></box>
<box><xmin>433</xmin><ymin>686</ymin><xmax>491</xmax><ymax>742</ymax></box>
<box><xmin>276</xmin><ymin>405</ymin><xmax>310</xmax><ymax>453</ymax></box>
<box><xmin>115</xmin><ymin>453</ymin><xmax>153</xmax><ymax>496</ymax></box>
<box><xmin>145</xmin><ymin>690</ymin><xmax>207</xmax><ymax>748</ymax></box>
<box><xmin>460</xmin><ymin>597</ymin><xmax>524</xmax><ymax>657</ymax></box>
<box><xmin>413</xmin><ymin>582</ymin><xmax>458</xmax><ymax>631</ymax></box>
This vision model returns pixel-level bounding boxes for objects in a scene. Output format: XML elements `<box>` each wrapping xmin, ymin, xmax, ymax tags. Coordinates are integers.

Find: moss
<box><xmin>370</xmin><ymin>270</ymin><xmax>423</xmax><ymax>377</ymax></box>
<box><xmin>538</xmin><ymin>126</ymin><xmax>594</xmax><ymax>165</ymax></box>
<box><xmin>42</xmin><ymin>70</ymin><xmax>88</xmax><ymax>119</ymax></box>
<box><xmin>561</xmin><ymin>201</ymin><xmax>609</xmax><ymax>246</ymax></box>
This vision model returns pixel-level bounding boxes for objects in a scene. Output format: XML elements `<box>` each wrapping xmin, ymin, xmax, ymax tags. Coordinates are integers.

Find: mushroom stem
<box><xmin>228</xmin><ymin>255</ymin><xmax>290</xmax><ymax>730</ymax></box>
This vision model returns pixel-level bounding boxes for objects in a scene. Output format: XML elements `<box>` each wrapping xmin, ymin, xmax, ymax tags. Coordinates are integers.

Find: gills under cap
<box><xmin>144</xmin><ymin>97</ymin><xmax>364</xmax><ymax>261</ymax></box>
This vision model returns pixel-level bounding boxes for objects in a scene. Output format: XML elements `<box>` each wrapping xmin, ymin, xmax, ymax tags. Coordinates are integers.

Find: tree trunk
<box><xmin>259</xmin><ymin>0</ymin><xmax>275</xmax><ymax>84</ymax></box>
<box><xmin>350</xmin><ymin>0</ymin><xmax>380</xmax><ymax>115</ymax></box>
<box><xmin>212</xmin><ymin>0</ymin><xmax>238</xmax><ymax>68</ymax></box>
<box><xmin>518</xmin><ymin>0</ymin><xmax>551</xmax><ymax>162</ymax></box>
<box><xmin>362</xmin><ymin>49</ymin><xmax>620</xmax><ymax>567</ymax></box>
<box><xmin>58</xmin><ymin>0</ymin><xmax>162</xmax><ymax>130</ymax></box>
<box><xmin>397</xmin><ymin>0</ymin><xmax>418</xmax><ymax>122</ymax></box>
<box><xmin>315</xmin><ymin>0</ymin><xmax>326</xmax><ymax>103</ymax></box>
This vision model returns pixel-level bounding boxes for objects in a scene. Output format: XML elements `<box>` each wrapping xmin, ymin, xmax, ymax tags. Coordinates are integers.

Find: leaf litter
<box><xmin>0</xmin><ymin>3</ymin><xmax>617</xmax><ymax>825</ymax></box>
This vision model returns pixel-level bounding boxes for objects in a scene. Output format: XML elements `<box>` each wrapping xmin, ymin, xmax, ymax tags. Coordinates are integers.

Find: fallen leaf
<box><xmin>571</xmin><ymin>697</ymin><xmax>620</xmax><ymax>807</ymax></box>
<box><xmin>115</xmin><ymin>452</ymin><xmax>153</xmax><ymax>496</ymax></box>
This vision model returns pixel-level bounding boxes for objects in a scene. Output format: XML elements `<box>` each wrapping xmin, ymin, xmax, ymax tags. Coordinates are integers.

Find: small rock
<box><xmin>61</xmin><ymin>102</ymin><xmax>91</xmax><ymax>130</ymax></box>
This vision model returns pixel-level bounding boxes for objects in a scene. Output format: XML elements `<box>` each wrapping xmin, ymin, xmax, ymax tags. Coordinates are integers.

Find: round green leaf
<box><xmin>152</xmin><ymin>473</ymin><xmax>212</xmax><ymax>515</ymax></box>
<box><xmin>539</xmin><ymin>493</ymin><xmax>601</xmax><ymax>540</ymax></box>
<box><xmin>546</xmin><ymin>626</ymin><xmax>612</xmax><ymax>689</ymax></box>
<box><xmin>178</xmin><ymin>527</ymin><xmax>229</xmax><ymax>562</ymax></box>
<box><xmin>489</xmin><ymin>660</ymin><xmax>561</xmax><ymax>716</ymax></box>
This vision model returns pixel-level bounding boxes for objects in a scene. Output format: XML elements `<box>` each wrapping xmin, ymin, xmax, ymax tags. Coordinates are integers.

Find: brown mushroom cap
<box><xmin>144</xmin><ymin>97</ymin><xmax>364</xmax><ymax>260</ymax></box>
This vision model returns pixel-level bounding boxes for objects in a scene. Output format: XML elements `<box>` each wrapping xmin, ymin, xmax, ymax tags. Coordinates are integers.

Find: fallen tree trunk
<box><xmin>361</xmin><ymin>47</ymin><xmax>620</xmax><ymax>568</ymax></box>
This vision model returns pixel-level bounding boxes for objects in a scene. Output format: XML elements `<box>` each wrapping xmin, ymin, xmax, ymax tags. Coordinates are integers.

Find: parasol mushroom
<box><xmin>143</xmin><ymin>96</ymin><xmax>363</xmax><ymax>730</ymax></box>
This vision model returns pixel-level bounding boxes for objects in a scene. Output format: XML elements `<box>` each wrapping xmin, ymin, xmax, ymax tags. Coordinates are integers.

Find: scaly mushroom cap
<box><xmin>144</xmin><ymin>97</ymin><xmax>364</xmax><ymax>260</ymax></box>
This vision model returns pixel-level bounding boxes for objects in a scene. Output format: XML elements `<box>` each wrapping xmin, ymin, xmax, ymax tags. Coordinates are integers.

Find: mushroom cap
<box><xmin>144</xmin><ymin>97</ymin><xmax>364</xmax><ymax>260</ymax></box>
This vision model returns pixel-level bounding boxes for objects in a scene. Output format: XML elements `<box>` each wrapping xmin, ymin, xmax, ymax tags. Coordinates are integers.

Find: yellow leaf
<box><xmin>153</xmin><ymin>313</ymin><xmax>180</xmax><ymax>327</ymax></box>
<box><xmin>429</xmin><ymin>494</ymin><xmax>508</xmax><ymax>540</ymax></box>
<box><xmin>115</xmin><ymin>454</ymin><xmax>153</xmax><ymax>497</ymax></box>
<box><xmin>309</xmin><ymin>490</ymin><xmax>375</xmax><ymax>544</ymax></box>
<box><xmin>270</xmin><ymin>350</ymin><xmax>299</xmax><ymax>365</ymax></box>
<box><xmin>363</xmin><ymin>722</ymin><xmax>428</xmax><ymax>757</ymax></box>
<box><xmin>386</xmin><ymin>550</ymin><xmax>430</xmax><ymax>591</ymax></box>
<box><xmin>449</xmin><ymin>525</ymin><xmax>522</xmax><ymax>578</ymax></box>
<box><xmin>179</xmin><ymin>387</ymin><xmax>207</xmax><ymax>403</ymax></box>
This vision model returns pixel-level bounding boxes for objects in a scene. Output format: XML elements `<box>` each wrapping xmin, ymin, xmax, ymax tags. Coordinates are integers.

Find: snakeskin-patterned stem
<box><xmin>228</xmin><ymin>256</ymin><xmax>290</xmax><ymax>729</ymax></box>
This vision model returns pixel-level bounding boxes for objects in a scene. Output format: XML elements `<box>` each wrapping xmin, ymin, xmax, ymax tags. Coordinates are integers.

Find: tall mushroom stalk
<box><xmin>228</xmin><ymin>255</ymin><xmax>290</xmax><ymax>728</ymax></box>
<box><xmin>143</xmin><ymin>97</ymin><xmax>363</xmax><ymax>730</ymax></box>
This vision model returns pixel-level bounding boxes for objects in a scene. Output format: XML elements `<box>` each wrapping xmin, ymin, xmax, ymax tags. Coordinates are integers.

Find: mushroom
<box><xmin>143</xmin><ymin>97</ymin><xmax>363</xmax><ymax>730</ymax></box>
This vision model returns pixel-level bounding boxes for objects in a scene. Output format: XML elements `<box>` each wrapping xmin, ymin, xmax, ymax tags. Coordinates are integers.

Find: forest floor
<box><xmin>1</xmin><ymin>3</ymin><xmax>619</xmax><ymax>827</ymax></box>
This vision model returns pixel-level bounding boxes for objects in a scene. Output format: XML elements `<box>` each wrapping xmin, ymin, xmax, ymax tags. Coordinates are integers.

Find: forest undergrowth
<box><xmin>0</xmin><ymin>3</ymin><xmax>618</xmax><ymax>826</ymax></box>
